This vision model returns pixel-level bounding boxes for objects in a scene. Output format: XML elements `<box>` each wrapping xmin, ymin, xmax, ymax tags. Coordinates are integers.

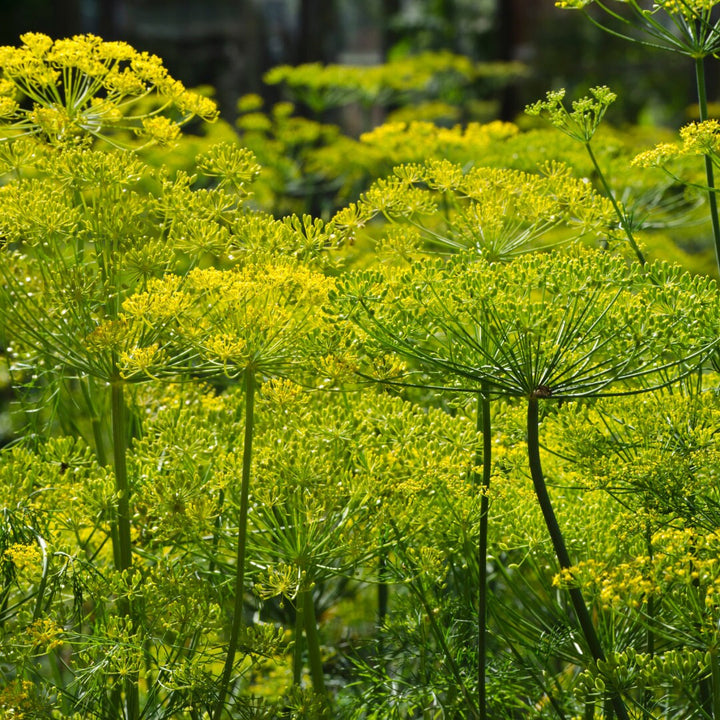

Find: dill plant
<box><xmin>548</xmin><ymin>381</ymin><xmax>720</xmax><ymax>717</ymax></box>
<box><xmin>333</xmin><ymin>246</ymin><xmax>718</xmax><ymax>718</ymax></box>
<box><xmin>0</xmin><ymin>31</ymin><xmax>331</xmax><ymax>720</ymax></box>
<box><xmin>526</xmin><ymin>85</ymin><xmax>649</xmax><ymax>265</ymax></box>
<box><xmin>264</xmin><ymin>51</ymin><xmax>526</xmax><ymax>120</ymax></box>
<box><xmin>330</xmin><ymin>158</ymin><xmax>613</xmax><ymax>261</ymax></box>
<box><xmin>121</xmin><ymin>259</ymin><xmax>339</xmax><ymax>717</ymax></box>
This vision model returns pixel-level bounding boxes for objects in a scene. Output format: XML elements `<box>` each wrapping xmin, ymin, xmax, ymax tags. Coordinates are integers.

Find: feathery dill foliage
<box><xmin>333</xmin><ymin>248</ymin><xmax>717</xmax><ymax>397</ymax></box>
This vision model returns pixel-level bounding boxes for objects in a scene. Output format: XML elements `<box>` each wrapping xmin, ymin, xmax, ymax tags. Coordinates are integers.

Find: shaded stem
<box><xmin>111</xmin><ymin>381</ymin><xmax>132</xmax><ymax>574</ymax></box>
<box><xmin>585</xmin><ymin>142</ymin><xmax>646</xmax><ymax>266</ymax></box>
<box><xmin>585</xmin><ymin>698</ymin><xmax>595</xmax><ymax>720</ymax></box>
<box><xmin>377</xmin><ymin>535</ymin><xmax>388</xmax><ymax>659</ymax></box>
<box><xmin>81</xmin><ymin>377</ymin><xmax>107</xmax><ymax>467</ymax></box>
<box><xmin>213</xmin><ymin>367</ymin><xmax>256</xmax><ymax>720</ymax></box>
<box><xmin>111</xmin><ymin>379</ymin><xmax>139</xmax><ymax>720</ymax></box>
<box><xmin>302</xmin><ymin>588</ymin><xmax>328</xmax><ymax>699</ymax></box>
<box><xmin>711</xmin><ymin>650</ymin><xmax>720</xmax><ymax>720</ymax></box>
<box><xmin>293</xmin><ymin>590</ymin><xmax>305</xmax><ymax>686</ymax></box>
<box><xmin>526</xmin><ymin>398</ymin><xmax>629</xmax><ymax>720</ymax></box>
<box><xmin>694</xmin><ymin>57</ymin><xmax>720</xmax><ymax>276</ymax></box>
<box><xmin>475</xmin><ymin>386</ymin><xmax>491</xmax><ymax>720</ymax></box>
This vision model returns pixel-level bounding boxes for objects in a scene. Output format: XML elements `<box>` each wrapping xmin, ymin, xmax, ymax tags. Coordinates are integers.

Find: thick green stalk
<box><xmin>111</xmin><ymin>381</ymin><xmax>132</xmax><ymax>575</ymax></box>
<box><xmin>213</xmin><ymin>367</ymin><xmax>256</xmax><ymax>720</ymax></box>
<box><xmin>377</xmin><ymin>536</ymin><xmax>388</xmax><ymax>659</ymax></box>
<box><xmin>526</xmin><ymin>398</ymin><xmax>629</xmax><ymax>720</ymax></box>
<box><xmin>585</xmin><ymin>142</ymin><xmax>646</xmax><ymax>266</ymax></box>
<box><xmin>111</xmin><ymin>379</ymin><xmax>139</xmax><ymax>720</ymax></box>
<box><xmin>292</xmin><ymin>589</ymin><xmax>305</xmax><ymax>685</ymax></box>
<box><xmin>585</xmin><ymin>698</ymin><xmax>595</xmax><ymax>720</ymax></box>
<box><xmin>711</xmin><ymin>650</ymin><xmax>720</xmax><ymax>720</ymax></box>
<box><xmin>694</xmin><ymin>57</ymin><xmax>720</xmax><ymax>276</ymax></box>
<box><xmin>475</xmin><ymin>386</ymin><xmax>491</xmax><ymax>720</ymax></box>
<box><xmin>302</xmin><ymin>588</ymin><xmax>327</xmax><ymax>699</ymax></box>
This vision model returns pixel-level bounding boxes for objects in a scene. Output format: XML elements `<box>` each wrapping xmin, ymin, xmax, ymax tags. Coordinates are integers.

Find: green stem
<box><xmin>377</xmin><ymin>536</ymin><xmax>388</xmax><ymax>659</ymax></box>
<box><xmin>476</xmin><ymin>386</ymin><xmax>491</xmax><ymax>720</ymax></box>
<box><xmin>302</xmin><ymin>588</ymin><xmax>328</xmax><ymax>699</ymax></box>
<box><xmin>208</xmin><ymin>488</ymin><xmax>225</xmax><ymax>579</ymax></box>
<box><xmin>292</xmin><ymin>590</ymin><xmax>305</xmax><ymax>686</ymax></box>
<box><xmin>111</xmin><ymin>381</ymin><xmax>132</xmax><ymax>575</ymax></box>
<box><xmin>694</xmin><ymin>57</ymin><xmax>720</xmax><ymax>276</ymax></box>
<box><xmin>711</xmin><ymin>649</ymin><xmax>720</xmax><ymax>720</ymax></box>
<box><xmin>585</xmin><ymin>142</ymin><xmax>646</xmax><ymax>265</ymax></box>
<box><xmin>526</xmin><ymin>398</ymin><xmax>629</xmax><ymax>720</ymax></box>
<box><xmin>585</xmin><ymin>698</ymin><xmax>595</xmax><ymax>720</ymax></box>
<box><xmin>110</xmin><ymin>379</ymin><xmax>139</xmax><ymax>720</ymax></box>
<box><xmin>213</xmin><ymin>367</ymin><xmax>256</xmax><ymax>720</ymax></box>
<box><xmin>644</xmin><ymin>521</ymin><xmax>655</xmax><ymax>719</ymax></box>
<box><xmin>81</xmin><ymin>377</ymin><xmax>107</xmax><ymax>467</ymax></box>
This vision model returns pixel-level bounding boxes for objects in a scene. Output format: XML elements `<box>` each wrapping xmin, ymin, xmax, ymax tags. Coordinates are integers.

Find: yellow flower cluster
<box><xmin>632</xmin><ymin>121</ymin><xmax>720</xmax><ymax>172</ymax></box>
<box><xmin>119</xmin><ymin>343</ymin><xmax>164</xmax><ymax>377</ymax></box>
<box><xmin>0</xmin><ymin>32</ymin><xmax>218</xmax><ymax>146</ymax></box>
<box><xmin>121</xmin><ymin>261</ymin><xmax>336</xmax><ymax>381</ymax></box>
<box><xmin>652</xmin><ymin>0</ymin><xmax>719</xmax><ymax>12</ymax></box>
<box><xmin>0</xmin><ymin>679</ymin><xmax>36</xmax><ymax>716</ymax></box>
<box><xmin>3</xmin><ymin>541</ymin><xmax>41</xmax><ymax>571</ymax></box>
<box><xmin>525</xmin><ymin>86</ymin><xmax>617</xmax><ymax>143</ymax></box>
<box><xmin>559</xmin><ymin>526</ymin><xmax>720</xmax><ymax>618</ymax></box>
<box><xmin>26</xmin><ymin>617</ymin><xmax>65</xmax><ymax>654</ymax></box>
<box><xmin>359</xmin><ymin>119</ymin><xmax>519</xmax><ymax>166</ymax></box>
<box><xmin>334</xmin><ymin>158</ymin><xmax>614</xmax><ymax>258</ymax></box>
<box><xmin>557</xmin><ymin>0</ymin><xmax>719</xmax><ymax>11</ymax></box>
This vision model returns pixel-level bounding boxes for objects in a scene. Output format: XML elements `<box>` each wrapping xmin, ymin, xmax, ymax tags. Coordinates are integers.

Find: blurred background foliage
<box><xmin>0</xmin><ymin>0</ymin><xmax>706</xmax><ymax>126</ymax></box>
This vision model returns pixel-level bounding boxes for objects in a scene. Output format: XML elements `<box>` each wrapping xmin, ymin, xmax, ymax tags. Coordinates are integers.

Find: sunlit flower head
<box><xmin>0</xmin><ymin>33</ymin><xmax>218</xmax><ymax>148</ymax></box>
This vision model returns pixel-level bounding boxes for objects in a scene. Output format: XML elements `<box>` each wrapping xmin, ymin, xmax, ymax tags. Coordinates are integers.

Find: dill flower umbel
<box><xmin>0</xmin><ymin>32</ymin><xmax>218</xmax><ymax>147</ymax></box>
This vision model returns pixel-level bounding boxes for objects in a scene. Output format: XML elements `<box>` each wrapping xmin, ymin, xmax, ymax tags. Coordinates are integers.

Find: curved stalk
<box><xmin>694</xmin><ymin>57</ymin><xmax>720</xmax><ymax>276</ymax></box>
<box><xmin>213</xmin><ymin>367</ymin><xmax>256</xmax><ymax>720</ymax></box>
<box><xmin>585</xmin><ymin>143</ymin><xmax>646</xmax><ymax>266</ymax></box>
<box><xmin>527</xmin><ymin>398</ymin><xmax>629</xmax><ymax>720</ymax></box>
<box><xmin>475</xmin><ymin>386</ymin><xmax>492</xmax><ymax>720</ymax></box>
